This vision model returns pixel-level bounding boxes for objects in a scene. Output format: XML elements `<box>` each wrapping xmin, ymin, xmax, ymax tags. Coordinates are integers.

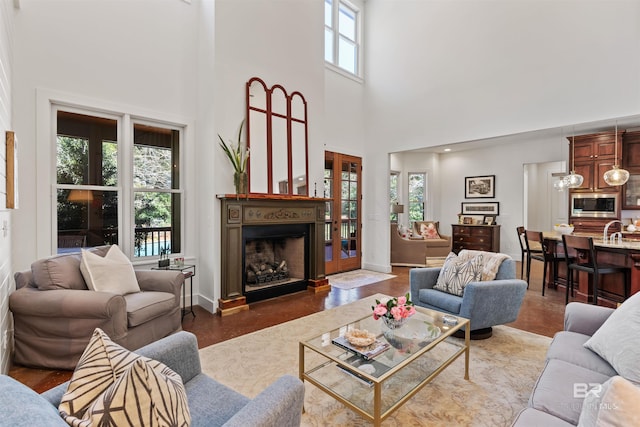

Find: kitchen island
<box><xmin>544</xmin><ymin>231</ymin><xmax>639</xmax><ymax>307</ymax></box>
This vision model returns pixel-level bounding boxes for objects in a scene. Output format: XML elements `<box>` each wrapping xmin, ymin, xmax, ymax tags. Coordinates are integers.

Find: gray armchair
<box><xmin>10</xmin><ymin>246</ymin><xmax>184</xmax><ymax>369</ymax></box>
<box><xmin>410</xmin><ymin>257</ymin><xmax>527</xmax><ymax>339</ymax></box>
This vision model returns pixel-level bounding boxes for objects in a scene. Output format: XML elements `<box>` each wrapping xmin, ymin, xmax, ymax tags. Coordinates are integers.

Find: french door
<box><xmin>324</xmin><ymin>151</ymin><xmax>362</xmax><ymax>274</ymax></box>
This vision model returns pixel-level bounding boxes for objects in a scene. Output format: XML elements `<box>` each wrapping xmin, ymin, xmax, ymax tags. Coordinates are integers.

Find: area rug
<box><xmin>198</xmin><ymin>294</ymin><xmax>551</xmax><ymax>426</ymax></box>
<box><xmin>328</xmin><ymin>270</ymin><xmax>397</xmax><ymax>290</ymax></box>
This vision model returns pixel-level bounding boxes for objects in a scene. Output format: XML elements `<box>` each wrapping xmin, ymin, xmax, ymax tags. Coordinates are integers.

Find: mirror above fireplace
<box><xmin>246</xmin><ymin>77</ymin><xmax>309</xmax><ymax>196</ymax></box>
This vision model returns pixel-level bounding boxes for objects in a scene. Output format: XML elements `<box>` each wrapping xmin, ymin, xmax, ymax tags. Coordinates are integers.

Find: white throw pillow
<box><xmin>80</xmin><ymin>244</ymin><xmax>140</xmax><ymax>295</ymax></box>
<box><xmin>583</xmin><ymin>291</ymin><xmax>640</xmax><ymax>383</ymax></box>
<box><xmin>434</xmin><ymin>252</ymin><xmax>483</xmax><ymax>296</ymax></box>
<box><xmin>578</xmin><ymin>376</ymin><xmax>640</xmax><ymax>426</ymax></box>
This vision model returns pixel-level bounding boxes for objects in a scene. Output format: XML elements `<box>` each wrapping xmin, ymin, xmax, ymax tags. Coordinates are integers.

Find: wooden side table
<box><xmin>152</xmin><ymin>264</ymin><xmax>196</xmax><ymax>319</ymax></box>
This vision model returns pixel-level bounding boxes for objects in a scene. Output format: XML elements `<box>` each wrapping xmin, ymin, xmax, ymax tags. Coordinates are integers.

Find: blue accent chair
<box><xmin>410</xmin><ymin>257</ymin><xmax>528</xmax><ymax>339</ymax></box>
<box><xmin>0</xmin><ymin>331</ymin><xmax>304</xmax><ymax>426</ymax></box>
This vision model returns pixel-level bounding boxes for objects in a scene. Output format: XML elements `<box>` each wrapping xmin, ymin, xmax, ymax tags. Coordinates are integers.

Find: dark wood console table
<box><xmin>451</xmin><ymin>224</ymin><xmax>501</xmax><ymax>253</ymax></box>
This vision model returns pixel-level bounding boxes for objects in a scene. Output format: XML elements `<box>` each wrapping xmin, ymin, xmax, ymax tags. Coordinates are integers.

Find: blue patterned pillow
<box><xmin>434</xmin><ymin>252</ymin><xmax>483</xmax><ymax>296</ymax></box>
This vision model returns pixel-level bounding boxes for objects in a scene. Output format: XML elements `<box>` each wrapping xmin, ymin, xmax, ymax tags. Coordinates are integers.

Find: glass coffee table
<box><xmin>299</xmin><ymin>306</ymin><xmax>469</xmax><ymax>426</ymax></box>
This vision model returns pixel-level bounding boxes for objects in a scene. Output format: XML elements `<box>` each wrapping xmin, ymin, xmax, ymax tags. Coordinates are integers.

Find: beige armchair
<box><xmin>10</xmin><ymin>246</ymin><xmax>185</xmax><ymax>369</ymax></box>
<box><xmin>390</xmin><ymin>223</ymin><xmax>452</xmax><ymax>266</ymax></box>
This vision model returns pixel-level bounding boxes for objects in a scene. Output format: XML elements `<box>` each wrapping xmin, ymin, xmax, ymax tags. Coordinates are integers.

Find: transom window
<box><xmin>325</xmin><ymin>0</ymin><xmax>361</xmax><ymax>77</ymax></box>
<box><xmin>55</xmin><ymin>108</ymin><xmax>183</xmax><ymax>258</ymax></box>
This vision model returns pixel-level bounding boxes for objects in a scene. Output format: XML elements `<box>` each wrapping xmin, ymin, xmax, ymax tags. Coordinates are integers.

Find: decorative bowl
<box><xmin>554</xmin><ymin>224</ymin><xmax>574</xmax><ymax>235</ymax></box>
<box><xmin>344</xmin><ymin>329</ymin><xmax>376</xmax><ymax>347</ymax></box>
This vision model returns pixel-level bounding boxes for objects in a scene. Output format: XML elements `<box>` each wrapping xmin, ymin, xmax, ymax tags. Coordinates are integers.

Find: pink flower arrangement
<box><xmin>372</xmin><ymin>293</ymin><xmax>416</xmax><ymax>321</ymax></box>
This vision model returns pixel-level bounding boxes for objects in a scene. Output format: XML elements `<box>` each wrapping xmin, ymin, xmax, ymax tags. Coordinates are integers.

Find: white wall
<box><xmin>363</xmin><ymin>0</ymin><xmax>640</xmax><ymax>270</ymax></box>
<box><xmin>5</xmin><ymin>0</ymin><xmax>640</xmax><ymax>375</ymax></box>
<box><xmin>0</xmin><ymin>0</ymin><xmax>15</xmax><ymax>374</ymax></box>
<box><xmin>203</xmin><ymin>0</ymin><xmax>326</xmax><ymax>310</ymax></box>
<box><xmin>438</xmin><ymin>136</ymin><xmax>575</xmax><ymax>259</ymax></box>
<box><xmin>11</xmin><ymin>0</ymin><xmax>328</xmax><ymax>315</ymax></box>
<box><xmin>524</xmin><ymin>161</ymin><xmax>568</xmax><ymax>233</ymax></box>
<box><xmin>13</xmin><ymin>0</ymin><xmax>199</xmax><ymax>270</ymax></box>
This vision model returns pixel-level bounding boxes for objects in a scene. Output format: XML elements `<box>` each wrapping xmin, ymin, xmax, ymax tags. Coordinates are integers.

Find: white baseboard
<box><xmin>361</xmin><ymin>262</ymin><xmax>392</xmax><ymax>274</ymax></box>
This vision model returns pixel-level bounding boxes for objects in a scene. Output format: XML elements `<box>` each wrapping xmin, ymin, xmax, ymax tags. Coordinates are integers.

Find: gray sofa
<box><xmin>10</xmin><ymin>246</ymin><xmax>184</xmax><ymax>369</ymax></box>
<box><xmin>0</xmin><ymin>331</ymin><xmax>304</xmax><ymax>426</ymax></box>
<box><xmin>410</xmin><ymin>256</ymin><xmax>527</xmax><ymax>337</ymax></box>
<box><xmin>512</xmin><ymin>303</ymin><xmax>619</xmax><ymax>426</ymax></box>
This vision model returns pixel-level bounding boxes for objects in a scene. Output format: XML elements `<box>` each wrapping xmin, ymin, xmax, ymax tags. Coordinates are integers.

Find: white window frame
<box><xmin>37</xmin><ymin>89</ymin><xmax>188</xmax><ymax>262</ymax></box>
<box><xmin>131</xmin><ymin>117</ymin><xmax>184</xmax><ymax>258</ymax></box>
<box><xmin>325</xmin><ymin>0</ymin><xmax>363</xmax><ymax>81</ymax></box>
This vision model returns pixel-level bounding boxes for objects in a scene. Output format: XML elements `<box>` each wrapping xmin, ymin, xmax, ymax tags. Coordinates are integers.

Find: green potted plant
<box><xmin>218</xmin><ymin>121</ymin><xmax>249</xmax><ymax>194</ymax></box>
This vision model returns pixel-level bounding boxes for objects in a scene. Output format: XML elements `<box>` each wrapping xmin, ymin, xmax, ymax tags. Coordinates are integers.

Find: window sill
<box><xmin>325</xmin><ymin>62</ymin><xmax>364</xmax><ymax>84</ymax></box>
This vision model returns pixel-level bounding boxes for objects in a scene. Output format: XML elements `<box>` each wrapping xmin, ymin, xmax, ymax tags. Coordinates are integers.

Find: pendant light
<box><xmin>553</xmin><ymin>174</ymin><xmax>569</xmax><ymax>191</ymax></box>
<box><xmin>565</xmin><ymin>130</ymin><xmax>584</xmax><ymax>188</ymax></box>
<box><xmin>603</xmin><ymin>123</ymin><xmax>629</xmax><ymax>186</ymax></box>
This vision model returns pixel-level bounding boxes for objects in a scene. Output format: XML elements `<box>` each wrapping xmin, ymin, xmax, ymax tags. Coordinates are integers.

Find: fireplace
<box><xmin>218</xmin><ymin>195</ymin><xmax>329</xmax><ymax>315</ymax></box>
<box><xmin>243</xmin><ymin>224</ymin><xmax>309</xmax><ymax>303</ymax></box>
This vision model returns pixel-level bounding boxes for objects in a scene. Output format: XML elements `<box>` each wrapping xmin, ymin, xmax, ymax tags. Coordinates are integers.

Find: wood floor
<box><xmin>9</xmin><ymin>261</ymin><xmax>565</xmax><ymax>394</ymax></box>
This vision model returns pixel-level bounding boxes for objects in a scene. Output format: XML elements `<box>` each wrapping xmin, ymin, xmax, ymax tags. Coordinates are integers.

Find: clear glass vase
<box><xmin>234</xmin><ymin>172</ymin><xmax>248</xmax><ymax>195</ymax></box>
<box><xmin>382</xmin><ymin>316</ymin><xmax>408</xmax><ymax>330</ymax></box>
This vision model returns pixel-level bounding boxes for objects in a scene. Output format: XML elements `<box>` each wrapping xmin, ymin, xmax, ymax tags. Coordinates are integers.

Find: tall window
<box><xmin>55</xmin><ymin>108</ymin><xmax>183</xmax><ymax>258</ymax></box>
<box><xmin>56</xmin><ymin>111</ymin><xmax>119</xmax><ymax>253</ymax></box>
<box><xmin>133</xmin><ymin>123</ymin><xmax>181</xmax><ymax>257</ymax></box>
<box><xmin>325</xmin><ymin>0</ymin><xmax>361</xmax><ymax>77</ymax></box>
<box><xmin>390</xmin><ymin>171</ymin><xmax>399</xmax><ymax>222</ymax></box>
<box><xmin>408</xmin><ymin>172</ymin><xmax>426</xmax><ymax>222</ymax></box>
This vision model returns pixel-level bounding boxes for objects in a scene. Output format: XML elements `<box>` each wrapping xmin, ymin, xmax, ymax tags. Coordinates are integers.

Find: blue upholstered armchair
<box><xmin>409</xmin><ymin>257</ymin><xmax>527</xmax><ymax>339</ymax></box>
<box><xmin>6</xmin><ymin>332</ymin><xmax>305</xmax><ymax>427</ymax></box>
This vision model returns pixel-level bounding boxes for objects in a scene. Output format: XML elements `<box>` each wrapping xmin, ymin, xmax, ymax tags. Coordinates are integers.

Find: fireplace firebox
<box><xmin>243</xmin><ymin>224</ymin><xmax>308</xmax><ymax>303</ymax></box>
<box><xmin>218</xmin><ymin>195</ymin><xmax>329</xmax><ymax>315</ymax></box>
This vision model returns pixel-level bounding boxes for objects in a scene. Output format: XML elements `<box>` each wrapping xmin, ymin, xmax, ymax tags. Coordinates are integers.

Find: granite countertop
<box><xmin>544</xmin><ymin>231</ymin><xmax>640</xmax><ymax>250</ymax></box>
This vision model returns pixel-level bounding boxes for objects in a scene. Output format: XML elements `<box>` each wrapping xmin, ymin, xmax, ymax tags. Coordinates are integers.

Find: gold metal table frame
<box><xmin>299</xmin><ymin>305</ymin><xmax>470</xmax><ymax>426</ymax></box>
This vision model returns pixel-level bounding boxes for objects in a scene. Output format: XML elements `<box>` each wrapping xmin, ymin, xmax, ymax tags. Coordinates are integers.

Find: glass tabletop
<box><xmin>302</xmin><ymin>306</ymin><xmax>468</xmax><ymax>380</ymax></box>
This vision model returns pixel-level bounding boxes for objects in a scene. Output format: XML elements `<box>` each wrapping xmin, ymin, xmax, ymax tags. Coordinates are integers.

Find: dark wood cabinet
<box><xmin>451</xmin><ymin>224</ymin><xmax>500</xmax><ymax>253</ymax></box>
<box><xmin>569</xmin><ymin>131</ymin><xmax>622</xmax><ymax>232</ymax></box>
<box><xmin>622</xmin><ymin>130</ymin><xmax>640</xmax><ymax>209</ymax></box>
<box><xmin>570</xmin><ymin>131</ymin><xmax>620</xmax><ymax>192</ymax></box>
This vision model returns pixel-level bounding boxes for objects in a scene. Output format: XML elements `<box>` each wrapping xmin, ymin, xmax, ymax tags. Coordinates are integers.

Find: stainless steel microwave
<box><xmin>570</xmin><ymin>193</ymin><xmax>619</xmax><ymax>218</ymax></box>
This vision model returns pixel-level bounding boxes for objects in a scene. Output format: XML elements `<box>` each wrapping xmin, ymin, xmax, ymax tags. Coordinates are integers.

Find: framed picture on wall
<box><xmin>6</xmin><ymin>131</ymin><xmax>18</xmax><ymax>209</ymax></box>
<box><xmin>461</xmin><ymin>202</ymin><xmax>499</xmax><ymax>216</ymax></box>
<box><xmin>465</xmin><ymin>175</ymin><xmax>495</xmax><ymax>199</ymax></box>
<box><xmin>484</xmin><ymin>216</ymin><xmax>496</xmax><ymax>225</ymax></box>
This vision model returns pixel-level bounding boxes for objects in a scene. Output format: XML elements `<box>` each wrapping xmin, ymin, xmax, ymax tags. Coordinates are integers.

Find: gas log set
<box><xmin>246</xmin><ymin>259</ymin><xmax>290</xmax><ymax>285</ymax></box>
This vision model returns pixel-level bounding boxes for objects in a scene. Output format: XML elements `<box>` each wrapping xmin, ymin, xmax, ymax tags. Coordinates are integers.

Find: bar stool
<box><xmin>561</xmin><ymin>234</ymin><xmax>630</xmax><ymax>305</ymax></box>
<box><xmin>516</xmin><ymin>226</ymin><xmax>526</xmax><ymax>281</ymax></box>
<box><xmin>525</xmin><ymin>230</ymin><xmax>567</xmax><ymax>295</ymax></box>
